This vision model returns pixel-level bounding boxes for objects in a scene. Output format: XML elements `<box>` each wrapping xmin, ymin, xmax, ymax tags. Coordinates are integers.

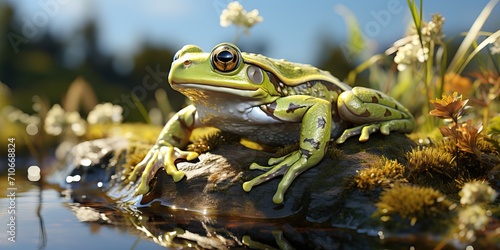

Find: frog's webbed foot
<box><xmin>242</xmin><ymin>150</ymin><xmax>311</xmax><ymax>204</ymax></box>
<box><xmin>128</xmin><ymin>143</ymin><xmax>198</xmax><ymax>194</ymax></box>
<box><xmin>336</xmin><ymin>87</ymin><xmax>415</xmax><ymax>144</ymax></box>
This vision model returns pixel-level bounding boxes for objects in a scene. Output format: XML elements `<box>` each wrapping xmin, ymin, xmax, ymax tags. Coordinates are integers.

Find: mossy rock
<box><xmin>50</xmin><ymin>132</ymin><xmax>415</xmax><ymax>230</ymax></box>
<box><xmin>101</xmin><ymin>132</ymin><xmax>416</xmax><ymax>229</ymax></box>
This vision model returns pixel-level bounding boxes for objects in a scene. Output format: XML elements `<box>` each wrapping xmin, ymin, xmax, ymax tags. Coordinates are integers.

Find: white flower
<box><xmin>44</xmin><ymin>104</ymin><xmax>86</xmax><ymax>136</ymax></box>
<box><xmin>393</xmin><ymin>39</ymin><xmax>421</xmax><ymax>71</ymax></box>
<box><xmin>220</xmin><ymin>1</ymin><xmax>263</xmax><ymax>30</ymax></box>
<box><xmin>421</xmin><ymin>13</ymin><xmax>445</xmax><ymax>43</ymax></box>
<box><xmin>457</xmin><ymin>205</ymin><xmax>490</xmax><ymax>241</ymax></box>
<box><xmin>459</xmin><ymin>181</ymin><xmax>498</xmax><ymax>205</ymax></box>
<box><xmin>490</xmin><ymin>36</ymin><xmax>500</xmax><ymax>55</ymax></box>
<box><xmin>389</xmin><ymin>13</ymin><xmax>444</xmax><ymax>71</ymax></box>
<box><xmin>416</xmin><ymin>47</ymin><xmax>429</xmax><ymax>63</ymax></box>
<box><xmin>44</xmin><ymin>104</ymin><xmax>66</xmax><ymax>136</ymax></box>
<box><xmin>5</xmin><ymin>106</ymin><xmax>40</xmax><ymax>125</ymax></box>
<box><xmin>87</xmin><ymin>103</ymin><xmax>123</xmax><ymax>125</ymax></box>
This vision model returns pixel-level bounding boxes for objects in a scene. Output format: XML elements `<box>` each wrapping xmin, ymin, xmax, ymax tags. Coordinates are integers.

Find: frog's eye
<box><xmin>211</xmin><ymin>45</ymin><xmax>240</xmax><ymax>72</ymax></box>
<box><xmin>247</xmin><ymin>65</ymin><xmax>264</xmax><ymax>84</ymax></box>
<box><xmin>173</xmin><ymin>51</ymin><xmax>181</xmax><ymax>61</ymax></box>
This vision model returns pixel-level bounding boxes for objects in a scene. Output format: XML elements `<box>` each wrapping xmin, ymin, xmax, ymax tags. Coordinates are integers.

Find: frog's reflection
<box><xmin>65</xmin><ymin>201</ymin><xmax>293</xmax><ymax>249</ymax></box>
<box><xmin>64</xmin><ymin>197</ymin><xmax>387</xmax><ymax>250</ymax></box>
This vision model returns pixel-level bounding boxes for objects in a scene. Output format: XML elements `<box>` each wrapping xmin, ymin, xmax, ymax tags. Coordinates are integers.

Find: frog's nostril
<box><xmin>183</xmin><ymin>60</ymin><xmax>191</xmax><ymax>67</ymax></box>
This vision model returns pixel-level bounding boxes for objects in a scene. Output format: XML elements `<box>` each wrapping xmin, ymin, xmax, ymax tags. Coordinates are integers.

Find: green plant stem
<box><xmin>436</xmin><ymin>45</ymin><xmax>447</xmax><ymax>98</ymax></box>
<box><xmin>483</xmin><ymin>104</ymin><xmax>489</xmax><ymax>133</ymax></box>
<box><xmin>347</xmin><ymin>54</ymin><xmax>384</xmax><ymax>85</ymax></box>
<box><xmin>452</xmin><ymin>118</ymin><xmax>459</xmax><ymax>169</ymax></box>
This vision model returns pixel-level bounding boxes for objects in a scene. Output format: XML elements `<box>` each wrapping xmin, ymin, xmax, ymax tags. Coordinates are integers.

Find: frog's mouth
<box><xmin>172</xmin><ymin>82</ymin><xmax>258</xmax><ymax>96</ymax></box>
<box><xmin>171</xmin><ymin>82</ymin><xmax>277</xmax><ymax>106</ymax></box>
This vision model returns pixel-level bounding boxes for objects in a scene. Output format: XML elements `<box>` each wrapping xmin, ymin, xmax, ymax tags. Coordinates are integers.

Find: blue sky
<box><xmin>5</xmin><ymin>0</ymin><xmax>499</xmax><ymax>66</ymax></box>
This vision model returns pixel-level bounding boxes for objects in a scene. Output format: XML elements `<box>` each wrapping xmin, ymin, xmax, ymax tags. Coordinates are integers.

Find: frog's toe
<box><xmin>249</xmin><ymin>162</ymin><xmax>272</xmax><ymax>170</ymax></box>
<box><xmin>242</xmin><ymin>181</ymin><xmax>254</xmax><ymax>192</ymax></box>
<box><xmin>243</xmin><ymin>151</ymin><xmax>303</xmax><ymax>203</ymax></box>
<box><xmin>380</xmin><ymin>122</ymin><xmax>392</xmax><ymax>135</ymax></box>
<box><xmin>243</xmin><ymin>161</ymin><xmax>292</xmax><ymax>192</ymax></box>
<box><xmin>336</xmin><ymin>126</ymin><xmax>362</xmax><ymax>144</ymax></box>
<box><xmin>359</xmin><ymin>123</ymin><xmax>381</xmax><ymax>141</ymax></box>
<box><xmin>337</xmin><ymin>123</ymin><xmax>384</xmax><ymax>143</ymax></box>
<box><xmin>129</xmin><ymin>146</ymin><xmax>199</xmax><ymax>195</ymax></box>
<box><xmin>272</xmin><ymin>190</ymin><xmax>285</xmax><ymax>204</ymax></box>
<box><xmin>268</xmin><ymin>155</ymin><xmax>288</xmax><ymax>165</ymax></box>
<box><xmin>162</xmin><ymin>147</ymin><xmax>194</xmax><ymax>182</ymax></box>
<box><xmin>128</xmin><ymin>148</ymin><xmax>161</xmax><ymax>194</ymax></box>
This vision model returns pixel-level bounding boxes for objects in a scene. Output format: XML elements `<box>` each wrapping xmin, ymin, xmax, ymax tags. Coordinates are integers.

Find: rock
<box><xmin>50</xmin><ymin>132</ymin><xmax>415</xmax><ymax>229</ymax></box>
<box><xmin>124</xmin><ymin>132</ymin><xmax>416</xmax><ymax>228</ymax></box>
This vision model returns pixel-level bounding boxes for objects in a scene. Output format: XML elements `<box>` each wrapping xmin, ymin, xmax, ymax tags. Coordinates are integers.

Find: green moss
<box><xmin>354</xmin><ymin>157</ymin><xmax>407</xmax><ymax>190</ymax></box>
<box><xmin>406</xmin><ymin>147</ymin><xmax>456</xmax><ymax>179</ymax></box>
<box><xmin>187</xmin><ymin>131</ymin><xmax>224</xmax><ymax>154</ymax></box>
<box><xmin>326</xmin><ymin>144</ymin><xmax>345</xmax><ymax>160</ymax></box>
<box><xmin>123</xmin><ymin>142</ymin><xmax>152</xmax><ymax>175</ymax></box>
<box><xmin>376</xmin><ymin>184</ymin><xmax>454</xmax><ymax>228</ymax></box>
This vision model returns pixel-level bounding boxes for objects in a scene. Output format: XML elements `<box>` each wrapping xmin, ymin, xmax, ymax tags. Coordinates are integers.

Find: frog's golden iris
<box><xmin>211</xmin><ymin>43</ymin><xmax>240</xmax><ymax>72</ymax></box>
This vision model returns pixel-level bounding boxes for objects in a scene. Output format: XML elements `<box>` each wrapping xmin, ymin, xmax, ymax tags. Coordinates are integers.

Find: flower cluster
<box><xmin>393</xmin><ymin>36</ymin><xmax>428</xmax><ymax>71</ymax></box>
<box><xmin>490</xmin><ymin>36</ymin><xmax>500</xmax><ymax>55</ymax></box>
<box><xmin>440</xmin><ymin>120</ymin><xmax>483</xmax><ymax>156</ymax></box>
<box><xmin>87</xmin><ymin>103</ymin><xmax>123</xmax><ymax>125</ymax></box>
<box><xmin>459</xmin><ymin>181</ymin><xmax>498</xmax><ymax>205</ymax></box>
<box><xmin>429</xmin><ymin>92</ymin><xmax>470</xmax><ymax>122</ymax></box>
<box><xmin>456</xmin><ymin>181</ymin><xmax>497</xmax><ymax>242</ymax></box>
<box><xmin>5</xmin><ymin>106</ymin><xmax>40</xmax><ymax>126</ymax></box>
<box><xmin>429</xmin><ymin>92</ymin><xmax>487</xmax><ymax>157</ymax></box>
<box><xmin>390</xmin><ymin>13</ymin><xmax>445</xmax><ymax>71</ymax></box>
<box><xmin>220</xmin><ymin>1</ymin><xmax>263</xmax><ymax>32</ymax></box>
<box><xmin>45</xmin><ymin>102</ymin><xmax>123</xmax><ymax>137</ymax></box>
<box><xmin>45</xmin><ymin>104</ymin><xmax>86</xmax><ymax>136</ymax></box>
<box><xmin>421</xmin><ymin>13</ymin><xmax>445</xmax><ymax>43</ymax></box>
<box><xmin>457</xmin><ymin>205</ymin><xmax>490</xmax><ymax>241</ymax></box>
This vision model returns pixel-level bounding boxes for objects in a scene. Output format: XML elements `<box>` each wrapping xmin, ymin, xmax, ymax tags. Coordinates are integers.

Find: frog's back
<box><xmin>243</xmin><ymin>52</ymin><xmax>351</xmax><ymax>103</ymax></box>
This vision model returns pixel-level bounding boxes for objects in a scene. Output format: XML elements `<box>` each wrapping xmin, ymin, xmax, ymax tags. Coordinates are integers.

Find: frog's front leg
<box><xmin>336</xmin><ymin>87</ymin><xmax>415</xmax><ymax>144</ymax></box>
<box><xmin>128</xmin><ymin>105</ymin><xmax>199</xmax><ymax>194</ymax></box>
<box><xmin>242</xmin><ymin>96</ymin><xmax>331</xmax><ymax>204</ymax></box>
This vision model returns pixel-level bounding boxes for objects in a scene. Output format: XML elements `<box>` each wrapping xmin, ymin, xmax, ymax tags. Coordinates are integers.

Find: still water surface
<box><xmin>0</xmin><ymin>178</ymin><xmax>164</xmax><ymax>250</ymax></box>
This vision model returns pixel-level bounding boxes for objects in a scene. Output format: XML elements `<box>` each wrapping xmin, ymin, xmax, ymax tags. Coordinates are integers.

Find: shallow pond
<box><xmin>0</xmin><ymin>178</ymin><xmax>382</xmax><ymax>249</ymax></box>
<box><xmin>0</xmin><ymin>169</ymin><xmax>164</xmax><ymax>250</ymax></box>
<box><xmin>0</xmin><ymin>156</ymin><xmax>493</xmax><ymax>250</ymax></box>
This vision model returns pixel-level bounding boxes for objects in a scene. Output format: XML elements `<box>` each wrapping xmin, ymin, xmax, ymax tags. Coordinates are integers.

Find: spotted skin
<box><xmin>129</xmin><ymin>43</ymin><xmax>415</xmax><ymax>205</ymax></box>
<box><xmin>317</xmin><ymin>116</ymin><xmax>327</xmax><ymax>129</ymax></box>
<box><xmin>335</xmin><ymin>87</ymin><xmax>414</xmax><ymax>144</ymax></box>
<box><xmin>242</xmin><ymin>95</ymin><xmax>332</xmax><ymax>204</ymax></box>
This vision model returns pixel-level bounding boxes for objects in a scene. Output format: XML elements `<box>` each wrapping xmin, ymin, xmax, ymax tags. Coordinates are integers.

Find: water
<box><xmin>0</xmin><ymin>176</ymin><xmax>164</xmax><ymax>250</ymax></box>
<box><xmin>1</xmin><ymin>157</ymin><xmax>492</xmax><ymax>249</ymax></box>
<box><xmin>0</xmin><ymin>167</ymin><xmax>385</xmax><ymax>250</ymax></box>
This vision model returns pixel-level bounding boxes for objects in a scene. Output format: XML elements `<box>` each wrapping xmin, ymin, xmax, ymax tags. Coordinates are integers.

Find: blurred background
<box><xmin>1</xmin><ymin>0</ymin><xmax>498</xmax><ymax>121</ymax></box>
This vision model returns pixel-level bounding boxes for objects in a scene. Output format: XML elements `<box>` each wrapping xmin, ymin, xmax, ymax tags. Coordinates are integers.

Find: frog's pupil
<box><xmin>217</xmin><ymin>51</ymin><xmax>233</xmax><ymax>62</ymax></box>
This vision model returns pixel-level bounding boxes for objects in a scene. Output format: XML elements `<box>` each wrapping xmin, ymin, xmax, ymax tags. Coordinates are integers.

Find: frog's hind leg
<box><xmin>336</xmin><ymin>87</ymin><xmax>415</xmax><ymax>143</ymax></box>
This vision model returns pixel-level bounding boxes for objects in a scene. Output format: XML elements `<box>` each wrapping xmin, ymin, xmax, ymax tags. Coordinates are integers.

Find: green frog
<box><xmin>129</xmin><ymin>43</ymin><xmax>415</xmax><ymax>204</ymax></box>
